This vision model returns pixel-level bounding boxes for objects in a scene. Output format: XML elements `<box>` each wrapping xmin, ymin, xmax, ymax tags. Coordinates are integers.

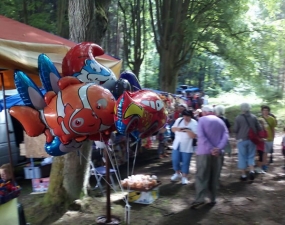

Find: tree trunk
<box><xmin>43</xmin><ymin>141</ymin><xmax>92</xmax><ymax>207</ymax></box>
<box><xmin>22</xmin><ymin>0</ymin><xmax>28</xmax><ymax>24</ymax></box>
<box><xmin>159</xmin><ymin>49</ymin><xmax>178</xmax><ymax>92</ymax></box>
<box><xmin>69</xmin><ymin>0</ymin><xmax>110</xmax><ymax>45</ymax></box>
<box><xmin>42</xmin><ymin>0</ymin><xmax>110</xmax><ymax>217</ymax></box>
<box><xmin>56</xmin><ymin>0</ymin><xmax>68</xmax><ymax>38</ymax></box>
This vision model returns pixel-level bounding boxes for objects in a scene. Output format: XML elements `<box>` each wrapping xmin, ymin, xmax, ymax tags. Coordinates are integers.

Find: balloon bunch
<box><xmin>9</xmin><ymin>42</ymin><xmax>167</xmax><ymax>156</ymax></box>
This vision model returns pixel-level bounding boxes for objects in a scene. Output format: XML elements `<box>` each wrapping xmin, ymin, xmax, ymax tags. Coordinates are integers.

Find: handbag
<box><xmin>243</xmin><ymin>115</ymin><xmax>260</xmax><ymax>145</ymax></box>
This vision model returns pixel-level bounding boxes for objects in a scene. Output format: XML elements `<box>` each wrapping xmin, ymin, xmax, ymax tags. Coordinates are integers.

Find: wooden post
<box><xmin>105</xmin><ymin>147</ymin><xmax>111</xmax><ymax>223</ymax></box>
<box><xmin>0</xmin><ymin>72</ymin><xmax>15</xmax><ymax>182</ymax></box>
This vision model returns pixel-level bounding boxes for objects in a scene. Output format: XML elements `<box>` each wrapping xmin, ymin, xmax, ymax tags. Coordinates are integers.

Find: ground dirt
<box><xmin>17</xmin><ymin>133</ymin><xmax>285</xmax><ymax>225</ymax></box>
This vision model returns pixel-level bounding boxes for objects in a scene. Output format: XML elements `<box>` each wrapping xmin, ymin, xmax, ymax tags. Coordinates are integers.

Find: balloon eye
<box><xmin>72</xmin><ymin>118</ymin><xmax>84</xmax><ymax>127</ymax></box>
<box><xmin>97</xmin><ymin>104</ymin><xmax>101</xmax><ymax>109</ymax></box>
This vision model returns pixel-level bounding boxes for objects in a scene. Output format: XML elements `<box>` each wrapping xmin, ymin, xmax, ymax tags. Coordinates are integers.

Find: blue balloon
<box><xmin>115</xmin><ymin>96</ymin><xmax>126</xmax><ymax>134</ymax></box>
<box><xmin>45</xmin><ymin>137</ymin><xmax>67</xmax><ymax>156</ymax></box>
<box><xmin>119</xmin><ymin>71</ymin><xmax>141</xmax><ymax>91</ymax></box>
<box><xmin>38</xmin><ymin>54</ymin><xmax>61</xmax><ymax>92</ymax></box>
<box><xmin>14</xmin><ymin>70</ymin><xmax>45</xmax><ymax>109</ymax></box>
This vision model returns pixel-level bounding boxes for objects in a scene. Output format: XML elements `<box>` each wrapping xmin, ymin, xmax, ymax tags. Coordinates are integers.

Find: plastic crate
<box><xmin>24</xmin><ymin>167</ymin><xmax>41</xmax><ymax>179</ymax></box>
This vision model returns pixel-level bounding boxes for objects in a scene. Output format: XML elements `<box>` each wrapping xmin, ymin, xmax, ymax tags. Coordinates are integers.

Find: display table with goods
<box><xmin>121</xmin><ymin>174</ymin><xmax>161</xmax><ymax>204</ymax></box>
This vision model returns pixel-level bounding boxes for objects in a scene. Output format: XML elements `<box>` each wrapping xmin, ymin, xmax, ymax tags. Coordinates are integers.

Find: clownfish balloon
<box><xmin>10</xmin><ymin>73</ymin><xmax>115</xmax><ymax>149</ymax></box>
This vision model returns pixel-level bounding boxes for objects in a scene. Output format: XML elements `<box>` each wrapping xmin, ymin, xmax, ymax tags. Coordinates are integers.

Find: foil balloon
<box><xmin>112</xmin><ymin>78</ymin><xmax>132</xmax><ymax>99</ymax></box>
<box><xmin>14</xmin><ymin>70</ymin><xmax>45</xmax><ymax>109</ymax></box>
<box><xmin>10</xmin><ymin>72</ymin><xmax>115</xmax><ymax>156</ymax></box>
<box><xmin>119</xmin><ymin>71</ymin><xmax>142</xmax><ymax>91</ymax></box>
<box><xmin>114</xmin><ymin>90</ymin><xmax>167</xmax><ymax>139</ymax></box>
<box><xmin>62</xmin><ymin>42</ymin><xmax>117</xmax><ymax>91</ymax></box>
<box><xmin>38</xmin><ymin>53</ymin><xmax>61</xmax><ymax>92</ymax></box>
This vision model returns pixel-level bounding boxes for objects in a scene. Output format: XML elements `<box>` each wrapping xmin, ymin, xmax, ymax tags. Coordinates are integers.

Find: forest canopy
<box><xmin>1</xmin><ymin>0</ymin><xmax>285</xmax><ymax>97</ymax></box>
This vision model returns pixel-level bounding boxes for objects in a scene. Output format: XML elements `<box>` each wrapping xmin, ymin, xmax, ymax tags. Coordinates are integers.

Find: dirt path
<box><xmin>18</xmin><ymin>134</ymin><xmax>285</xmax><ymax>225</ymax></box>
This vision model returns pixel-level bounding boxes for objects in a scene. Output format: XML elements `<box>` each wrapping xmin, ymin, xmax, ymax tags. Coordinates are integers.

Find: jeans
<box><xmin>172</xmin><ymin>145</ymin><xmax>193</xmax><ymax>174</ymax></box>
<box><xmin>157</xmin><ymin>142</ymin><xmax>165</xmax><ymax>155</ymax></box>
<box><xmin>237</xmin><ymin>140</ymin><xmax>256</xmax><ymax>169</ymax></box>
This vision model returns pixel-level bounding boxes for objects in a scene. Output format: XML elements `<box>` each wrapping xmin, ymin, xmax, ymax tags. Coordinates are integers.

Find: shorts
<box><xmin>264</xmin><ymin>141</ymin><xmax>273</xmax><ymax>153</ymax></box>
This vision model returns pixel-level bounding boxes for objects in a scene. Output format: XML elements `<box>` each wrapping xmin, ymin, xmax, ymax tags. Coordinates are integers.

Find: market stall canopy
<box><xmin>0</xmin><ymin>15</ymin><xmax>122</xmax><ymax>89</ymax></box>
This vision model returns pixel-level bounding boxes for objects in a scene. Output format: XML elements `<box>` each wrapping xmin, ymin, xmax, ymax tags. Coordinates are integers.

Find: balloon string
<box><xmin>131</xmin><ymin>141</ymin><xmax>139</xmax><ymax>176</ymax></box>
<box><xmin>126</xmin><ymin>133</ymin><xmax>130</xmax><ymax>178</ymax></box>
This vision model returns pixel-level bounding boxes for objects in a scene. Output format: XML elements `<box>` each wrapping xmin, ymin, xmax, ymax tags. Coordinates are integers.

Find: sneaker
<box><xmin>255</xmin><ymin>167</ymin><xmax>263</xmax><ymax>174</ymax></box>
<box><xmin>240</xmin><ymin>175</ymin><xmax>247</xmax><ymax>181</ymax></box>
<box><xmin>171</xmin><ymin>173</ymin><xmax>182</xmax><ymax>181</ymax></box>
<box><xmin>181</xmin><ymin>177</ymin><xmax>189</xmax><ymax>185</ymax></box>
<box><xmin>249</xmin><ymin>171</ymin><xmax>255</xmax><ymax>181</ymax></box>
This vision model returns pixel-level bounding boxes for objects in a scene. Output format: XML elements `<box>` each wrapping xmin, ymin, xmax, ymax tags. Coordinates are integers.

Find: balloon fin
<box><xmin>9</xmin><ymin>106</ymin><xmax>46</xmax><ymax>137</ymax></box>
<box><xmin>119</xmin><ymin>71</ymin><xmax>142</xmax><ymax>91</ymax></box>
<box><xmin>38</xmin><ymin>54</ymin><xmax>61</xmax><ymax>93</ymax></box>
<box><xmin>14</xmin><ymin>70</ymin><xmax>46</xmax><ymax>109</ymax></box>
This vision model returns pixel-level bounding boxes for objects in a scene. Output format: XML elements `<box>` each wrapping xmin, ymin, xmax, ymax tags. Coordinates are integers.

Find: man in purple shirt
<box><xmin>191</xmin><ymin>105</ymin><xmax>229</xmax><ymax>209</ymax></box>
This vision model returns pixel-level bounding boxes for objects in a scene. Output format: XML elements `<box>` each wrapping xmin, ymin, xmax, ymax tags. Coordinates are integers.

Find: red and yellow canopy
<box><xmin>0</xmin><ymin>15</ymin><xmax>122</xmax><ymax>89</ymax></box>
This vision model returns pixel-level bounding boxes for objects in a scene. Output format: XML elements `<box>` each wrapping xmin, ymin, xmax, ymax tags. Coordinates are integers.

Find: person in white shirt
<box><xmin>170</xmin><ymin>109</ymin><xmax>198</xmax><ymax>184</ymax></box>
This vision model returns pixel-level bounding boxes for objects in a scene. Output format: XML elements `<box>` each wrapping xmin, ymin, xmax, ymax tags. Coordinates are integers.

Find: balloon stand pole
<box><xmin>96</xmin><ymin>146</ymin><xmax>120</xmax><ymax>225</ymax></box>
<box><xmin>124</xmin><ymin>204</ymin><xmax>131</xmax><ymax>225</ymax></box>
<box><xmin>0</xmin><ymin>72</ymin><xmax>15</xmax><ymax>182</ymax></box>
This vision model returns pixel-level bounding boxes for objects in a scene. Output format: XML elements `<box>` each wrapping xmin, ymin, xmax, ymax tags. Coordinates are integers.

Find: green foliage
<box><xmin>255</xmin><ymin>85</ymin><xmax>283</xmax><ymax>103</ymax></box>
<box><xmin>0</xmin><ymin>0</ymin><xmax>62</xmax><ymax>35</ymax></box>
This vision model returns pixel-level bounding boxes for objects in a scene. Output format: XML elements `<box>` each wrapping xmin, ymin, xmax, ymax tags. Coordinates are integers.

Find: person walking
<box><xmin>260</xmin><ymin>105</ymin><xmax>277</xmax><ymax>171</ymax></box>
<box><xmin>234</xmin><ymin>103</ymin><xmax>261</xmax><ymax>181</ymax></box>
<box><xmin>190</xmin><ymin>105</ymin><xmax>229</xmax><ymax>208</ymax></box>
<box><xmin>170</xmin><ymin>109</ymin><xmax>197</xmax><ymax>185</ymax></box>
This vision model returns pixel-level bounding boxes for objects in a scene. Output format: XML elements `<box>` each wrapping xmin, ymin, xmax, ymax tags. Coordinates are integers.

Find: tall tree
<box><xmin>118</xmin><ymin>0</ymin><xmax>149</xmax><ymax>78</ymax></box>
<box><xmin>149</xmin><ymin>0</ymin><xmax>249</xmax><ymax>92</ymax></box>
<box><xmin>40</xmin><ymin>1</ymin><xmax>111</xmax><ymax>223</ymax></box>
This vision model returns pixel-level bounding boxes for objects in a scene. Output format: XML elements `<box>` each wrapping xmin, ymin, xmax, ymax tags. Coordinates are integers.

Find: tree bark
<box><xmin>42</xmin><ymin>0</ymin><xmax>110</xmax><ymax>216</ymax></box>
<box><xmin>159</xmin><ymin>49</ymin><xmax>178</xmax><ymax>92</ymax></box>
<box><xmin>56</xmin><ymin>0</ymin><xmax>68</xmax><ymax>38</ymax></box>
<box><xmin>43</xmin><ymin>141</ymin><xmax>92</xmax><ymax>208</ymax></box>
<box><xmin>22</xmin><ymin>0</ymin><xmax>28</xmax><ymax>24</ymax></box>
<box><xmin>69</xmin><ymin>0</ymin><xmax>111</xmax><ymax>45</ymax></box>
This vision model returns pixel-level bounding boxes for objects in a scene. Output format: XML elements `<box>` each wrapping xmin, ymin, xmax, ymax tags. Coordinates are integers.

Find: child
<box><xmin>255</xmin><ymin>119</ymin><xmax>268</xmax><ymax>174</ymax></box>
<box><xmin>0</xmin><ymin>164</ymin><xmax>13</xmax><ymax>183</ymax></box>
<box><xmin>0</xmin><ymin>164</ymin><xmax>17</xmax><ymax>192</ymax></box>
<box><xmin>157</xmin><ymin>126</ymin><xmax>168</xmax><ymax>159</ymax></box>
